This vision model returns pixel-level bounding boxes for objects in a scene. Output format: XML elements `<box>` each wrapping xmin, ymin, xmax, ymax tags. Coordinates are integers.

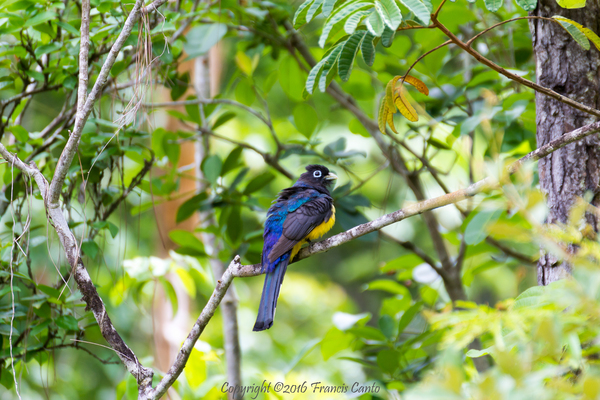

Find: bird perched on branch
<box><xmin>253</xmin><ymin>165</ymin><xmax>338</xmax><ymax>331</ymax></box>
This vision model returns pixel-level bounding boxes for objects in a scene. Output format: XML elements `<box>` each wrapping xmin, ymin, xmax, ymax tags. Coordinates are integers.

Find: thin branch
<box><xmin>142</xmin><ymin>0</ymin><xmax>168</xmax><ymax>14</ymax></box>
<box><xmin>150</xmin><ymin>256</ymin><xmax>239</xmax><ymax>400</ymax></box>
<box><xmin>49</xmin><ymin>0</ymin><xmax>151</xmax><ymax>206</ymax></box>
<box><xmin>466</xmin><ymin>16</ymin><xmax>557</xmax><ymax>47</ymax></box>
<box><xmin>0</xmin><ymin>143</ymin><xmax>155</xmax><ymax>396</ymax></box>
<box><xmin>201</xmin><ymin>127</ymin><xmax>295</xmax><ymax>180</ymax></box>
<box><xmin>379</xmin><ymin>231</ymin><xmax>445</xmax><ymax>278</ymax></box>
<box><xmin>77</xmin><ymin>0</ymin><xmax>91</xmax><ymax>116</ymax></box>
<box><xmin>0</xmin><ymin>85</ymin><xmax>61</xmax><ymax>107</ymax></box>
<box><xmin>432</xmin><ymin>16</ymin><xmax>600</xmax><ymax>119</ymax></box>
<box><xmin>144</xmin><ymin>98</ymin><xmax>272</xmax><ymax>128</ymax></box>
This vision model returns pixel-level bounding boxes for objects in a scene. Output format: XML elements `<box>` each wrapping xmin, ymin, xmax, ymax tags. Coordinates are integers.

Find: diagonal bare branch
<box><xmin>49</xmin><ymin>0</ymin><xmax>149</xmax><ymax>206</ymax></box>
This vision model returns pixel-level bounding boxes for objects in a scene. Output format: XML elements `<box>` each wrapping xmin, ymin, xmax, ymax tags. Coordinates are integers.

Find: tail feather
<box><xmin>253</xmin><ymin>259</ymin><xmax>289</xmax><ymax>331</ymax></box>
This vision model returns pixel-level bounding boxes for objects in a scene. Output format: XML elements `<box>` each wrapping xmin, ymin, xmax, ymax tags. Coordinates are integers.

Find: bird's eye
<box><xmin>313</xmin><ymin>170</ymin><xmax>322</xmax><ymax>178</ymax></box>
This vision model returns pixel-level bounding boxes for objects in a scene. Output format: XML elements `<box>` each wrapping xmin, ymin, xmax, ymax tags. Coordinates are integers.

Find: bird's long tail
<box><xmin>253</xmin><ymin>259</ymin><xmax>289</xmax><ymax>331</ymax></box>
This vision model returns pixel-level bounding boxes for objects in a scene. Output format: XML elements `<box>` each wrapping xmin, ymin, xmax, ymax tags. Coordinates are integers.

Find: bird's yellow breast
<box><xmin>290</xmin><ymin>205</ymin><xmax>336</xmax><ymax>260</ymax></box>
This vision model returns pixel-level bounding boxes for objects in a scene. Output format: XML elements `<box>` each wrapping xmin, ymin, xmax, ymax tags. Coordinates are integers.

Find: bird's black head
<box><xmin>297</xmin><ymin>164</ymin><xmax>338</xmax><ymax>192</ymax></box>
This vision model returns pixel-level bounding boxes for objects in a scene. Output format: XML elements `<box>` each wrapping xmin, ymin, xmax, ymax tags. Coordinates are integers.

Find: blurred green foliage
<box><xmin>0</xmin><ymin>0</ymin><xmax>598</xmax><ymax>398</ymax></box>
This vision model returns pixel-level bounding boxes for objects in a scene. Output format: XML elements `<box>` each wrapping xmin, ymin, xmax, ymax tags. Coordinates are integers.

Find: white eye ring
<box><xmin>313</xmin><ymin>170</ymin><xmax>322</xmax><ymax>178</ymax></box>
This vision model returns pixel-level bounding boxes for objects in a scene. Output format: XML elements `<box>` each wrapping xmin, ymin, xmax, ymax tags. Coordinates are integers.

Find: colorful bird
<box><xmin>253</xmin><ymin>165</ymin><xmax>338</xmax><ymax>331</ymax></box>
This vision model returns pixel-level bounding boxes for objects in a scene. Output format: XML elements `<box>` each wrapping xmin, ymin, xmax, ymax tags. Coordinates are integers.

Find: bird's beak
<box><xmin>324</xmin><ymin>172</ymin><xmax>338</xmax><ymax>181</ymax></box>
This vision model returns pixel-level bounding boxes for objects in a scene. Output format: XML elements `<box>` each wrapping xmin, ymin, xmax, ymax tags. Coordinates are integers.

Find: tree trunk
<box><xmin>530</xmin><ymin>0</ymin><xmax>600</xmax><ymax>285</ymax></box>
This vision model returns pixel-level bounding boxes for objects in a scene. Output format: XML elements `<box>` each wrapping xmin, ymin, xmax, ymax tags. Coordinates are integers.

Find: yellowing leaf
<box><xmin>556</xmin><ymin>0</ymin><xmax>585</xmax><ymax>8</ymax></box>
<box><xmin>394</xmin><ymin>88</ymin><xmax>418</xmax><ymax>122</ymax></box>
<box><xmin>378</xmin><ymin>98</ymin><xmax>389</xmax><ymax>134</ymax></box>
<box><xmin>385</xmin><ymin>76</ymin><xmax>400</xmax><ymax>111</ymax></box>
<box><xmin>554</xmin><ymin>16</ymin><xmax>600</xmax><ymax>51</ymax></box>
<box><xmin>387</xmin><ymin>109</ymin><xmax>397</xmax><ymax>133</ymax></box>
<box><xmin>403</xmin><ymin>75</ymin><xmax>429</xmax><ymax>95</ymax></box>
<box><xmin>379</xmin><ymin>74</ymin><xmax>429</xmax><ymax>133</ymax></box>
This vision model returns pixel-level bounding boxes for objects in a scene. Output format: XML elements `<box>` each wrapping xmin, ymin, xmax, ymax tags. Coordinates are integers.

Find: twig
<box><xmin>77</xmin><ymin>0</ymin><xmax>91</xmax><ymax>116</ymax></box>
<box><xmin>432</xmin><ymin>16</ymin><xmax>600</xmax><ymax>118</ymax></box>
<box><xmin>49</xmin><ymin>0</ymin><xmax>152</xmax><ymax>206</ymax></box>
<box><xmin>144</xmin><ymin>98</ymin><xmax>272</xmax><ymax>128</ymax></box>
<box><xmin>466</xmin><ymin>16</ymin><xmax>557</xmax><ymax>47</ymax></box>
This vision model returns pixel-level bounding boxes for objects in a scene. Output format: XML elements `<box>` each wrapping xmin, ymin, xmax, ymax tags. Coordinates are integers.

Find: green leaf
<box><xmin>185</xmin><ymin>348</ymin><xmax>207</xmax><ymax>389</ymax></box>
<box><xmin>360</xmin><ymin>32</ymin><xmax>376</xmax><ymax>65</ymax></box>
<box><xmin>34</xmin><ymin>43</ymin><xmax>61</xmax><ymax>58</ymax></box>
<box><xmin>344</xmin><ymin>10</ymin><xmax>372</xmax><ymax>34</ymax></box>
<box><xmin>380</xmin><ymin>253</ymin><xmax>426</xmax><ymax>272</ymax></box>
<box><xmin>293</xmin><ymin>103</ymin><xmax>319</xmax><ymax>137</ymax></box>
<box><xmin>175</xmin><ymin>267</ymin><xmax>196</xmax><ymax>298</ymax></box>
<box><xmin>37</xmin><ymin>284</ymin><xmax>60</xmax><ymax>299</ymax></box>
<box><xmin>318</xmin><ymin>44</ymin><xmax>344</xmax><ymax>92</ymax></box>
<box><xmin>557</xmin><ymin>19</ymin><xmax>590</xmax><ymax>50</ymax></box>
<box><xmin>398</xmin><ymin>0</ymin><xmax>430</xmax><ymax>25</ymax></box>
<box><xmin>159</xmin><ymin>277</ymin><xmax>178</xmax><ymax>316</ymax></box>
<box><xmin>221</xmin><ymin>147</ymin><xmax>244</xmax><ymax>176</ymax></box>
<box><xmin>366</xmin><ymin>9</ymin><xmax>385</xmax><ymax>36</ymax></box>
<box><xmin>348</xmin><ymin>326</ymin><xmax>387</xmax><ymax>341</ymax></box>
<box><xmin>318</xmin><ymin>2</ymin><xmax>372</xmax><ymax>48</ymax></box>
<box><xmin>381</xmin><ymin>26</ymin><xmax>395</xmax><ymax>47</ymax></box>
<box><xmin>227</xmin><ymin>206</ymin><xmax>242</xmax><ymax>242</ymax></box>
<box><xmin>243</xmin><ymin>172</ymin><xmax>275</xmax><ymax>195</ymax></box>
<box><xmin>398</xmin><ymin>301</ymin><xmax>422</xmax><ymax>334</ymax></box>
<box><xmin>338</xmin><ymin>31</ymin><xmax>366</xmax><ymax>81</ymax></box>
<box><xmin>377</xmin><ymin>349</ymin><xmax>400</xmax><ymax>373</ymax></box>
<box><xmin>556</xmin><ymin>0</ymin><xmax>585</xmax><ymax>8</ymax></box>
<box><xmin>321</xmin><ymin>327</ymin><xmax>354</xmax><ymax>360</ymax></box>
<box><xmin>366</xmin><ymin>279</ymin><xmax>410</xmax><ymax>296</ymax></box>
<box><xmin>81</xmin><ymin>240</ymin><xmax>100</xmax><ymax>259</ymax></box>
<box><xmin>184</xmin><ymin>24</ymin><xmax>227</xmax><ymax>59</ymax></box>
<box><xmin>202</xmin><ymin>154</ymin><xmax>222</xmax><ymax>184</ymax></box>
<box><xmin>23</xmin><ymin>11</ymin><xmax>56</xmax><ymax>28</ymax></box>
<box><xmin>212</xmin><ymin>111</ymin><xmax>236</xmax><ymax>130</ymax></box>
<box><xmin>176</xmin><ymin>193</ymin><xmax>208</xmax><ymax>223</ymax></box>
<box><xmin>307</xmin><ymin>0</ymin><xmax>326</xmax><ymax>22</ymax></box>
<box><xmin>294</xmin><ymin>0</ymin><xmax>316</xmax><ymax>28</ymax></box>
<box><xmin>235</xmin><ymin>79</ymin><xmax>255</xmax><ymax>106</ymax></box>
<box><xmin>306</xmin><ymin>57</ymin><xmax>329</xmax><ymax>94</ymax></box>
<box><xmin>464</xmin><ymin>209</ymin><xmax>502</xmax><ymax>245</ymax></box>
<box><xmin>514</xmin><ymin>0</ymin><xmax>537</xmax><ymax>11</ymax></box>
<box><xmin>554</xmin><ymin>16</ymin><xmax>600</xmax><ymax>51</ymax></box>
<box><xmin>107</xmin><ymin>222</ymin><xmax>119</xmax><ymax>238</ymax></box>
<box><xmin>56</xmin><ymin>21</ymin><xmax>79</xmax><ymax>36</ymax></box>
<box><xmin>483</xmin><ymin>0</ymin><xmax>503</xmax><ymax>12</ymax></box>
<box><xmin>56</xmin><ymin>315</ymin><xmax>79</xmax><ymax>331</ymax></box>
<box><xmin>169</xmin><ymin>230</ymin><xmax>205</xmax><ymax>254</ymax></box>
<box><xmin>7</xmin><ymin>125</ymin><xmax>28</xmax><ymax>142</ymax></box>
<box><xmin>280</xmin><ymin>55</ymin><xmax>307</xmax><ymax>101</ymax></box>
<box><xmin>323</xmin><ymin>0</ymin><xmax>341</xmax><ymax>16</ymax></box>
<box><xmin>374</xmin><ymin>0</ymin><xmax>402</xmax><ymax>30</ymax></box>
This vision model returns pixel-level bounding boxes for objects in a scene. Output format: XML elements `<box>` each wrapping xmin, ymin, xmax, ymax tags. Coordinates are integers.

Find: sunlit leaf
<box><xmin>514</xmin><ymin>0</ymin><xmax>537</xmax><ymax>11</ymax></box>
<box><xmin>374</xmin><ymin>0</ymin><xmax>402</xmax><ymax>30</ymax></box>
<box><xmin>318</xmin><ymin>2</ymin><xmax>372</xmax><ymax>48</ymax></box>
<box><xmin>554</xmin><ymin>16</ymin><xmax>600</xmax><ymax>51</ymax></box>
<box><xmin>483</xmin><ymin>0</ymin><xmax>503</xmax><ymax>11</ymax></box>
<box><xmin>293</xmin><ymin>0</ymin><xmax>317</xmax><ymax>28</ymax></box>
<box><xmin>318</xmin><ymin>44</ymin><xmax>344</xmax><ymax>92</ymax></box>
<box><xmin>556</xmin><ymin>0</ymin><xmax>585</xmax><ymax>8</ymax></box>
<box><xmin>398</xmin><ymin>0</ymin><xmax>430</xmax><ymax>25</ymax></box>
<box><xmin>366</xmin><ymin>9</ymin><xmax>385</xmax><ymax>36</ymax></box>
<box><xmin>344</xmin><ymin>10</ymin><xmax>372</xmax><ymax>34</ymax></box>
